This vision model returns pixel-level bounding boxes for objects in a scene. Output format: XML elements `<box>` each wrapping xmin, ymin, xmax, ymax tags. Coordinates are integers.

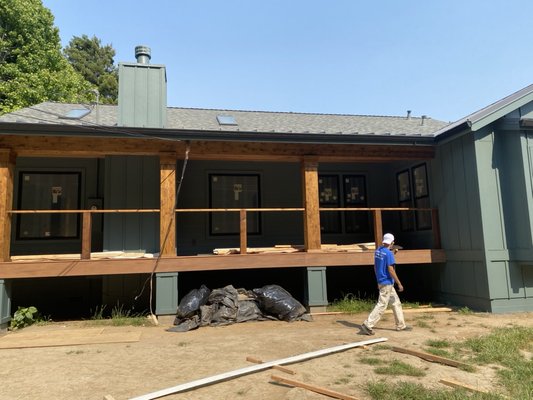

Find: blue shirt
<box><xmin>374</xmin><ymin>246</ymin><xmax>396</xmax><ymax>285</ymax></box>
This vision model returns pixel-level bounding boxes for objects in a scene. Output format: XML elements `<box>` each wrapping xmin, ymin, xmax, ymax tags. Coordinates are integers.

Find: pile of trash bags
<box><xmin>168</xmin><ymin>284</ymin><xmax>312</xmax><ymax>332</ymax></box>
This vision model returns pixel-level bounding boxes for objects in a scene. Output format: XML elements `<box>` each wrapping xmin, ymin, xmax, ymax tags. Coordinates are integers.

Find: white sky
<box><xmin>43</xmin><ymin>0</ymin><xmax>533</xmax><ymax>123</ymax></box>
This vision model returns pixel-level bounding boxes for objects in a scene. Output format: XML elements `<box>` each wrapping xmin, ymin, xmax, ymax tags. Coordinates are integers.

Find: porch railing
<box><xmin>7</xmin><ymin>207</ymin><xmax>441</xmax><ymax>260</ymax></box>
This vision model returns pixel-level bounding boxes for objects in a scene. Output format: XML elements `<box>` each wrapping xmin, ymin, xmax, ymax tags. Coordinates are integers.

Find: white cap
<box><xmin>382</xmin><ymin>233</ymin><xmax>395</xmax><ymax>245</ymax></box>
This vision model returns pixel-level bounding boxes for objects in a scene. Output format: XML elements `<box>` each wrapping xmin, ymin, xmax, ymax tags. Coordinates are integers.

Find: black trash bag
<box><xmin>236</xmin><ymin>300</ymin><xmax>263</xmax><ymax>323</ymax></box>
<box><xmin>207</xmin><ymin>285</ymin><xmax>239</xmax><ymax>309</ymax></box>
<box><xmin>199</xmin><ymin>304</ymin><xmax>215</xmax><ymax>326</ymax></box>
<box><xmin>175</xmin><ymin>284</ymin><xmax>211</xmax><ymax>319</ymax></box>
<box><xmin>253</xmin><ymin>284</ymin><xmax>307</xmax><ymax>322</ymax></box>
<box><xmin>167</xmin><ymin>315</ymin><xmax>200</xmax><ymax>332</ymax></box>
<box><xmin>211</xmin><ymin>304</ymin><xmax>238</xmax><ymax>326</ymax></box>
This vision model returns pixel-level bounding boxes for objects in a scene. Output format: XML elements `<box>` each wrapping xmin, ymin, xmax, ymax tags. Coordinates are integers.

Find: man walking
<box><xmin>361</xmin><ymin>233</ymin><xmax>411</xmax><ymax>335</ymax></box>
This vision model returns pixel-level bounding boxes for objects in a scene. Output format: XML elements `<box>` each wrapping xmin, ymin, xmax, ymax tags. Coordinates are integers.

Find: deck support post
<box><xmin>160</xmin><ymin>154</ymin><xmax>177</xmax><ymax>257</ymax></box>
<box><xmin>0</xmin><ymin>149</ymin><xmax>15</xmax><ymax>262</ymax></box>
<box><xmin>155</xmin><ymin>272</ymin><xmax>179</xmax><ymax>316</ymax></box>
<box><xmin>0</xmin><ymin>279</ymin><xmax>11</xmax><ymax>331</ymax></box>
<box><xmin>305</xmin><ymin>267</ymin><xmax>328</xmax><ymax>312</ymax></box>
<box><xmin>301</xmin><ymin>157</ymin><xmax>321</xmax><ymax>251</ymax></box>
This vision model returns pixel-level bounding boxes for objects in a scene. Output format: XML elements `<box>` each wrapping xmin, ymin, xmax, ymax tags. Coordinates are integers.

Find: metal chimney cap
<box><xmin>135</xmin><ymin>45</ymin><xmax>151</xmax><ymax>64</ymax></box>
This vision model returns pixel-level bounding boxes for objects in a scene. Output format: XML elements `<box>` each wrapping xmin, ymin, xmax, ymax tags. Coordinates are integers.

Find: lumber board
<box><xmin>128</xmin><ymin>338</ymin><xmax>387</xmax><ymax>400</ymax></box>
<box><xmin>439</xmin><ymin>379</ymin><xmax>490</xmax><ymax>394</ymax></box>
<box><xmin>271</xmin><ymin>375</ymin><xmax>358</xmax><ymax>400</ymax></box>
<box><xmin>392</xmin><ymin>347</ymin><xmax>470</xmax><ymax>369</ymax></box>
<box><xmin>246</xmin><ymin>356</ymin><xmax>296</xmax><ymax>374</ymax></box>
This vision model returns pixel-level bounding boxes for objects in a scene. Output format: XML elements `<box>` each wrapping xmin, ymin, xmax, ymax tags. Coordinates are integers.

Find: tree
<box><xmin>0</xmin><ymin>0</ymin><xmax>90</xmax><ymax>115</ymax></box>
<box><xmin>64</xmin><ymin>35</ymin><xmax>118</xmax><ymax>104</ymax></box>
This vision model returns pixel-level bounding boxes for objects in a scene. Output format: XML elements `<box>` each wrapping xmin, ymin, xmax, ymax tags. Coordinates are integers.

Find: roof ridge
<box><xmin>166</xmin><ymin>105</ymin><xmax>434</xmax><ymax>120</ymax></box>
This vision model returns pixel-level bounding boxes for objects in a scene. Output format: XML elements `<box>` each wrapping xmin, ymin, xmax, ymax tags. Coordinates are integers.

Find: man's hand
<box><xmin>397</xmin><ymin>284</ymin><xmax>404</xmax><ymax>292</ymax></box>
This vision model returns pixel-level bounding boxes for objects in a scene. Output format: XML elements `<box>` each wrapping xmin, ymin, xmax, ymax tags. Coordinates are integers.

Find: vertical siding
<box><xmin>103</xmin><ymin>156</ymin><xmax>159</xmax><ymax>252</ymax></box>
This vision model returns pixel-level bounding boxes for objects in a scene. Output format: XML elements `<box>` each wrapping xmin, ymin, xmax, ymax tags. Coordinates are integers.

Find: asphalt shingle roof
<box><xmin>0</xmin><ymin>102</ymin><xmax>449</xmax><ymax>137</ymax></box>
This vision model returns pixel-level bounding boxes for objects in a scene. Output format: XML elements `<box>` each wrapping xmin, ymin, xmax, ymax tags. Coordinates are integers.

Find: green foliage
<box><xmin>374</xmin><ymin>360</ymin><xmax>426</xmax><ymax>377</ymax></box>
<box><xmin>64</xmin><ymin>35</ymin><xmax>118</xmax><ymax>104</ymax></box>
<box><xmin>89</xmin><ymin>303</ymin><xmax>152</xmax><ymax>326</ymax></box>
<box><xmin>367</xmin><ymin>381</ymin><xmax>503</xmax><ymax>400</ymax></box>
<box><xmin>10</xmin><ymin>306</ymin><xmax>39</xmax><ymax>330</ymax></box>
<box><xmin>327</xmin><ymin>293</ymin><xmax>375</xmax><ymax>313</ymax></box>
<box><xmin>0</xmin><ymin>0</ymin><xmax>90</xmax><ymax>114</ymax></box>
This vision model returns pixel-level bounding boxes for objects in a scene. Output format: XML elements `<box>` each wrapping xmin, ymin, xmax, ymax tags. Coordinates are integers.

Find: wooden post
<box><xmin>373</xmin><ymin>209</ymin><xmax>382</xmax><ymax>247</ymax></box>
<box><xmin>0</xmin><ymin>150</ymin><xmax>15</xmax><ymax>262</ymax></box>
<box><xmin>160</xmin><ymin>154</ymin><xmax>177</xmax><ymax>257</ymax></box>
<box><xmin>240</xmin><ymin>209</ymin><xmax>247</xmax><ymax>254</ymax></box>
<box><xmin>81</xmin><ymin>211</ymin><xmax>92</xmax><ymax>260</ymax></box>
<box><xmin>301</xmin><ymin>157</ymin><xmax>321</xmax><ymax>251</ymax></box>
<box><xmin>431</xmin><ymin>209</ymin><xmax>441</xmax><ymax>249</ymax></box>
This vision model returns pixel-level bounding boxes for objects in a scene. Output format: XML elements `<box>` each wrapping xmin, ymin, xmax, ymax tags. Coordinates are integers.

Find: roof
<box><xmin>0</xmin><ymin>102</ymin><xmax>449</xmax><ymax>138</ymax></box>
<box><xmin>432</xmin><ymin>83</ymin><xmax>533</xmax><ymax>139</ymax></box>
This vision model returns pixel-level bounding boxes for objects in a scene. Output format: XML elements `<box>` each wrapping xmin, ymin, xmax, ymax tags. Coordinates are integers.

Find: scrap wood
<box><xmin>439</xmin><ymin>379</ymin><xmax>491</xmax><ymax>395</ymax></box>
<box><xmin>103</xmin><ymin>396</ymin><xmax>116</xmax><ymax>400</ymax></box>
<box><xmin>392</xmin><ymin>347</ymin><xmax>471</xmax><ymax>369</ymax></box>
<box><xmin>128</xmin><ymin>337</ymin><xmax>387</xmax><ymax>400</ymax></box>
<box><xmin>385</xmin><ymin>306</ymin><xmax>452</xmax><ymax>314</ymax></box>
<box><xmin>271</xmin><ymin>374</ymin><xmax>359</xmax><ymax>400</ymax></box>
<box><xmin>246</xmin><ymin>356</ymin><xmax>296</xmax><ymax>374</ymax></box>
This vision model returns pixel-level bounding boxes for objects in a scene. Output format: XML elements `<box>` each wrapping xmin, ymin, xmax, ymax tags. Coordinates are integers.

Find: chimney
<box><xmin>118</xmin><ymin>45</ymin><xmax>167</xmax><ymax>128</ymax></box>
<box><xmin>135</xmin><ymin>45</ymin><xmax>151</xmax><ymax>64</ymax></box>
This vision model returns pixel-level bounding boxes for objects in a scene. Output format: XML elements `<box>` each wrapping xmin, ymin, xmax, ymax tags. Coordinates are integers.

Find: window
<box><xmin>319</xmin><ymin>174</ymin><xmax>369</xmax><ymax>234</ymax></box>
<box><xmin>412</xmin><ymin>164</ymin><xmax>431</xmax><ymax>230</ymax></box>
<box><xmin>343</xmin><ymin>175</ymin><xmax>369</xmax><ymax>233</ymax></box>
<box><xmin>209</xmin><ymin>174</ymin><xmax>260</xmax><ymax>235</ymax></box>
<box><xmin>396</xmin><ymin>164</ymin><xmax>432</xmax><ymax>231</ymax></box>
<box><xmin>319</xmin><ymin>175</ymin><xmax>341</xmax><ymax>233</ymax></box>
<box><xmin>216</xmin><ymin>115</ymin><xmax>237</xmax><ymax>125</ymax></box>
<box><xmin>397</xmin><ymin>169</ymin><xmax>414</xmax><ymax>231</ymax></box>
<box><xmin>17</xmin><ymin>172</ymin><xmax>81</xmax><ymax>239</ymax></box>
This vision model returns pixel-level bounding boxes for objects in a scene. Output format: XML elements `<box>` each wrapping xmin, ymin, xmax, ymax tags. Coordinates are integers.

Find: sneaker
<box><xmin>361</xmin><ymin>324</ymin><xmax>375</xmax><ymax>336</ymax></box>
<box><xmin>396</xmin><ymin>325</ymin><xmax>413</xmax><ymax>332</ymax></box>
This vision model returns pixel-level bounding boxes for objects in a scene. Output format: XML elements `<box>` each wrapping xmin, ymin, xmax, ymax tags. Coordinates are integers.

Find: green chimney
<box><xmin>118</xmin><ymin>45</ymin><xmax>167</xmax><ymax>128</ymax></box>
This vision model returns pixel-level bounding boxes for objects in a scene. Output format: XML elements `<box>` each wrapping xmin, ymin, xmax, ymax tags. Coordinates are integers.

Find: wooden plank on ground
<box><xmin>439</xmin><ymin>379</ymin><xmax>490</xmax><ymax>394</ymax></box>
<box><xmin>128</xmin><ymin>338</ymin><xmax>387</xmax><ymax>400</ymax></box>
<box><xmin>391</xmin><ymin>347</ymin><xmax>470</xmax><ymax>369</ymax></box>
<box><xmin>246</xmin><ymin>356</ymin><xmax>296</xmax><ymax>374</ymax></box>
<box><xmin>271</xmin><ymin>374</ymin><xmax>359</xmax><ymax>400</ymax></box>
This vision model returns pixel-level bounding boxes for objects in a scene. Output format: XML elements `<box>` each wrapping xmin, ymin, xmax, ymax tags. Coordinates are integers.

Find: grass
<box><xmin>364</xmin><ymin>326</ymin><xmax>533</xmax><ymax>400</ymax></box>
<box><xmin>88</xmin><ymin>304</ymin><xmax>153</xmax><ymax>326</ymax></box>
<box><xmin>374</xmin><ymin>360</ymin><xmax>426</xmax><ymax>377</ymax></box>
<box><xmin>327</xmin><ymin>293</ymin><xmax>426</xmax><ymax>313</ymax></box>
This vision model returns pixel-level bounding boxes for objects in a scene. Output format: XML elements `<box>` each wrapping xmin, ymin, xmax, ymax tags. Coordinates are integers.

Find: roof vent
<box><xmin>421</xmin><ymin>115</ymin><xmax>427</xmax><ymax>125</ymax></box>
<box><xmin>135</xmin><ymin>45</ymin><xmax>151</xmax><ymax>64</ymax></box>
<box><xmin>406</xmin><ymin>110</ymin><xmax>411</xmax><ymax>120</ymax></box>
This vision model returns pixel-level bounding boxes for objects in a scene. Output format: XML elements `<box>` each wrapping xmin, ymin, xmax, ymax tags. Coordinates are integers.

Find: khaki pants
<box><xmin>364</xmin><ymin>284</ymin><xmax>406</xmax><ymax>330</ymax></box>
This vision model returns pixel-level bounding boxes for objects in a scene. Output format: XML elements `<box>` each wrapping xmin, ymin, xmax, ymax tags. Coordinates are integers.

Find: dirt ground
<box><xmin>1</xmin><ymin>309</ymin><xmax>532</xmax><ymax>400</ymax></box>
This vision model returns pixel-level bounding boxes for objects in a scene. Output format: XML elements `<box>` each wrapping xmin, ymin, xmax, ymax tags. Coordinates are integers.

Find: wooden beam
<box><xmin>239</xmin><ymin>209</ymin><xmax>247</xmax><ymax>254</ymax></box>
<box><xmin>0</xmin><ymin>135</ymin><xmax>435</xmax><ymax>161</ymax></box>
<box><xmin>0</xmin><ymin>149</ymin><xmax>15</xmax><ymax>262</ymax></box>
<box><xmin>246</xmin><ymin>356</ymin><xmax>296</xmax><ymax>375</ymax></box>
<box><xmin>128</xmin><ymin>338</ymin><xmax>387</xmax><ymax>400</ymax></box>
<box><xmin>0</xmin><ymin>249</ymin><xmax>447</xmax><ymax>279</ymax></box>
<box><xmin>391</xmin><ymin>346</ymin><xmax>471</xmax><ymax>369</ymax></box>
<box><xmin>160</xmin><ymin>155</ymin><xmax>176</xmax><ymax>257</ymax></box>
<box><xmin>431</xmin><ymin>209</ymin><xmax>441</xmax><ymax>249</ymax></box>
<box><xmin>302</xmin><ymin>157</ymin><xmax>321</xmax><ymax>250</ymax></box>
<box><xmin>373</xmin><ymin>209</ymin><xmax>382</xmax><ymax>247</ymax></box>
<box><xmin>439</xmin><ymin>379</ymin><xmax>491</xmax><ymax>395</ymax></box>
<box><xmin>271</xmin><ymin>375</ymin><xmax>359</xmax><ymax>400</ymax></box>
<box><xmin>81</xmin><ymin>211</ymin><xmax>92</xmax><ymax>260</ymax></box>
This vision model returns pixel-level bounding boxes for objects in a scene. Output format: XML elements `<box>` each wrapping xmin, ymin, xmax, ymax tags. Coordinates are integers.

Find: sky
<box><xmin>42</xmin><ymin>0</ymin><xmax>533</xmax><ymax>123</ymax></box>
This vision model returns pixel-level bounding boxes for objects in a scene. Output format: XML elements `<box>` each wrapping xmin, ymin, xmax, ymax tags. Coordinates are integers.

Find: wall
<box><xmin>432</xmin><ymin>133</ymin><xmax>491</xmax><ymax>310</ymax></box>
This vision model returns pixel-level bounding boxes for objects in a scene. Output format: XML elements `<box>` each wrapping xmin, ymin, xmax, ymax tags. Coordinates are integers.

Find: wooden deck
<box><xmin>0</xmin><ymin>249</ymin><xmax>446</xmax><ymax>279</ymax></box>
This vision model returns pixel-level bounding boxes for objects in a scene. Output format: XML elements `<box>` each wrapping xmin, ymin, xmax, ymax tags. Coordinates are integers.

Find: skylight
<box><xmin>61</xmin><ymin>108</ymin><xmax>91</xmax><ymax>120</ymax></box>
<box><xmin>216</xmin><ymin>115</ymin><xmax>237</xmax><ymax>125</ymax></box>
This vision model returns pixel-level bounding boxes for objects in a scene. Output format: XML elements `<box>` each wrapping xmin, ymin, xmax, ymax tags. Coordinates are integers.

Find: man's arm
<box><xmin>388</xmin><ymin>265</ymin><xmax>403</xmax><ymax>292</ymax></box>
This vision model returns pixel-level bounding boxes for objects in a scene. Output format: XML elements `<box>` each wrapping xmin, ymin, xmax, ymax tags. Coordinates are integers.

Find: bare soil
<box><xmin>1</xmin><ymin>309</ymin><xmax>532</xmax><ymax>400</ymax></box>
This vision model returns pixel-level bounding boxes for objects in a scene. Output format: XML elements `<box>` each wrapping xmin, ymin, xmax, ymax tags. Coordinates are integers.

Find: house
<box><xmin>0</xmin><ymin>46</ymin><xmax>531</xmax><ymax>328</ymax></box>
